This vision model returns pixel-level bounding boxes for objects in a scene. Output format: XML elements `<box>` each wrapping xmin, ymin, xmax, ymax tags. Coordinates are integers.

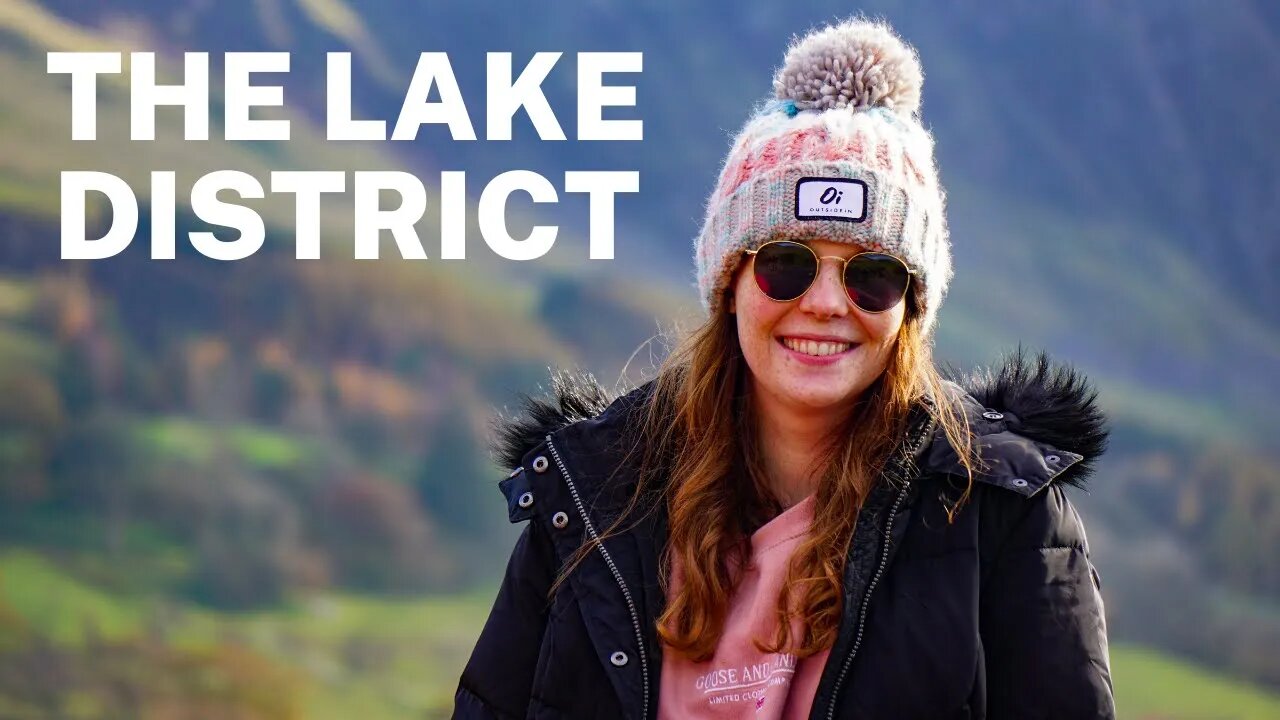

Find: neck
<box><xmin>750</xmin><ymin>385</ymin><xmax>857</xmax><ymax>509</ymax></box>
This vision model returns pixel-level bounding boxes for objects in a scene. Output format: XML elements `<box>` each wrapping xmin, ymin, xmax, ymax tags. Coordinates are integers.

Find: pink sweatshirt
<box><xmin>658</xmin><ymin>495</ymin><xmax>830</xmax><ymax>720</ymax></box>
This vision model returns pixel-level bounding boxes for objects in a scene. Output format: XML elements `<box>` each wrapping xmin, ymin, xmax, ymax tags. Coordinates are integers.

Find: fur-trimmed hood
<box><xmin>490</xmin><ymin>348</ymin><xmax>1108</xmax><ymax>499</ymax></box>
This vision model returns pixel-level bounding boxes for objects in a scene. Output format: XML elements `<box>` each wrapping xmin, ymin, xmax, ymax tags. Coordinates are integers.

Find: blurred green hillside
<box><xmin>2</xmin><ymin>0</ymin><xmax>1280</xmax><ymax>717</ymax></box>
<box><xmin>4</xmin><ymin>548</ymin><xmax>1280</xmax><ymax>719</ymax></box>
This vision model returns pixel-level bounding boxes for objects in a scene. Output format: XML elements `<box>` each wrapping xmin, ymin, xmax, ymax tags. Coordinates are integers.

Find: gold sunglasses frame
<box><xmin>743</xmin><ymin>240</ymin><xmax>915</xmax><ymax>314</ymax></box>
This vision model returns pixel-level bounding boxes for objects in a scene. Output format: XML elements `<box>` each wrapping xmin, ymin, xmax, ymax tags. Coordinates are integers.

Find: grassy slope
<box><xmin>4</xmin><ymin>549</ymin><xmax>1280</xmax><ymax>719</ymax></box>
<box><xmin>1113</xmin><ymin>645</ymin><xmax>1280</xmax><ymax>720</ymax></box>
<box><xmin>0</xmin><ymin>548</ymin><xmax>488</xmax><ymax>718</ymax></box>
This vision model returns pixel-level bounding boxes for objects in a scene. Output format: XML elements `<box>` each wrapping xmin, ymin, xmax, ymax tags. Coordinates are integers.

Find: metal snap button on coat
<box><xmin>1011</xmin><ymin>478</ymin><xmax>1029</xmax><ymax>488</ymax></box>
<box><xmin>552</xmin><ymin>511</ymin><xmax>570</xmax><ymax>529</ymax></box>
<box><xmin>610</xmin><ymin>651</ymin><xmax>629</xmax><ymax>667</ymax></box>
<box><xmin>982</xmin><ymin>410</ymin><xmax>1004</xmax><ymax>420</ymax></box>
<box><xmin>1045</xmin><ymin>454</ymin><xmax>1061</xmax><ymax>464</ymax></box>
<box><xmin>532</xmin><ymin>455</ymin><xmax>550</xmax><ymax>473</ymax></box>
<box><xmin>517</xmin><ymin>492</ymin><xmax>534</xmax><ymax>509</ymax></box>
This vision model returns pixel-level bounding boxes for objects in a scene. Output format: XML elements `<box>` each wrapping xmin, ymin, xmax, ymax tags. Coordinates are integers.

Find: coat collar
<box><xmin>492</xmin><ymin>348</ymin><xmax>1108</xmax><ymax>504</ymax></box>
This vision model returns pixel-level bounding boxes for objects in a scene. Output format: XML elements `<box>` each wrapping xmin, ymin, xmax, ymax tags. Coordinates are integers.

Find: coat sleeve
<box><xmin>453</xmin><ymin>519</ymin><xmax>558</xmax><ymax>719</ymax></box>
<box><xmin>979</xmin><ymin>482</ymin><xmax>1116</xmax><ymax>720</ymax></box>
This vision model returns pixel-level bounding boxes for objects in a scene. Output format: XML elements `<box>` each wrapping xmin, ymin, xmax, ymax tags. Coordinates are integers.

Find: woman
<box><xmin>455</xmin><ymin>17</ymin><xmax>1115</xmax><ymax>720</ymax></box>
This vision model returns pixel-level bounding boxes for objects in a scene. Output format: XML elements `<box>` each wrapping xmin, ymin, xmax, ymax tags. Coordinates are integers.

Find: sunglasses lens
<box><xmin>753</xmin><ymin>242</ymin><xmax>816</xmax><ymax>301</ymax></box>
<box><xmin>844</xmin><ymin>253</ymin><xmax>911</xmax><ymax>312</ymax></box>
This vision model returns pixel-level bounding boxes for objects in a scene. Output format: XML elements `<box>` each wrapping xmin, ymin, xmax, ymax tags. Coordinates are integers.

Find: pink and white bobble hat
<box><xmin>693</xmin><ymin>17</ymin><xmax>952</xmax><ymax>335</ymax></box>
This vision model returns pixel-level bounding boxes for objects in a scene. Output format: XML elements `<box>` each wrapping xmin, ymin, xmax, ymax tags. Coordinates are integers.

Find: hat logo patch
<box><xmin>795</xmin><ymin>177</ymin><xmax>867</xmax><ymax>222</ymax></box>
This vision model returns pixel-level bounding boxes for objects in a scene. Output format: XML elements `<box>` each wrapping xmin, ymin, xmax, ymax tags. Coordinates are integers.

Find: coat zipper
<box><xmin>545</xmin><ymin>435</ymin><xmax>652</xmax><ymax>720</ymax></box>
<box><xmin>823</xmin><ymin>415</ymin><xmax>934</xmax><ymax>720</ymax></box>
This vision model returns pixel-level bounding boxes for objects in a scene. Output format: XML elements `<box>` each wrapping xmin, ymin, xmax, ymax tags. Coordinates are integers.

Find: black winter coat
<box><xmin>454</xmin><ymin>351</ymin><xmax>1116</xmax><ymax>720</ymax></box>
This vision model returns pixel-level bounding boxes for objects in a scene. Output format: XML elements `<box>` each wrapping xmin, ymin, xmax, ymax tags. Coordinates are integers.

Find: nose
<box><xmin>797</xmin><ymin>256</ymin><xmax>849</xmax><ymax>318</ymax></box>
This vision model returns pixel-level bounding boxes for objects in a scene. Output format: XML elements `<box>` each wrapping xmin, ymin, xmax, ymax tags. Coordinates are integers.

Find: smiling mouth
<box><xmin>779</xmin><ymin>337</ymin><xmax>857</xmax><ymax>357</ymax></box>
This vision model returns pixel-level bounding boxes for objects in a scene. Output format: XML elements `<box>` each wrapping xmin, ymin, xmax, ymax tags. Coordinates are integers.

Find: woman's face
<box><xmin>730</xmin><ymin>237</ymin><xmax>906</xmax><ymax>417</ymax></box>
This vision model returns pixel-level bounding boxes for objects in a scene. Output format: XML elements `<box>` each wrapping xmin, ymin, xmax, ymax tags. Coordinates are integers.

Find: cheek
<box><xmin>732</xmin><ymin>273</ymin><xmax>781</xmax><ymax>338</ymax></box>
<box><xmin>870</xmin><ymin>314</ymin><xmax>904</xmax><ymax>344</ymax></box>
<box><xmin>731</xmin><ymin>279</ymin><xmax>784</xmax><ymax>370</ymax></box>
<box><xmin>859</xmin><ymin>300</ymin><xmax>906</xmax><ymax>343</ymax></box>
<box><xmin>863</xmin><ymin>314</ymin><xmax>906</xmax><ymax>373</ymax></box>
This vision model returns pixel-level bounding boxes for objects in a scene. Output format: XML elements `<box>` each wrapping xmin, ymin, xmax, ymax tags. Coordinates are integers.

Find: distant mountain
<box><xmin>36</xmin><ymin>0</ymin><xmax>1280</xmax><ymax>314</ymax></box>
<box><xmin>10</xmin><ymin>0</ymin><xmax>1278</xmax><ymax>433</ymax></box>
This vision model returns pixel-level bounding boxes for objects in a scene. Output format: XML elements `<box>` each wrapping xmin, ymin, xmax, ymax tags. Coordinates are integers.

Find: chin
<box><xmin>779</xmin><ymin>383</ymin><xmax>860</xmax><ymax>411</ymax></box>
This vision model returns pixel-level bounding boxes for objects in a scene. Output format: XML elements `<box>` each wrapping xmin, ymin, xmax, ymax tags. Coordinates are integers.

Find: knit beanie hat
<box><xmin>693</xmin><ymin>17</ymin><xmax>952</xmax><ymax>336</ymax></box>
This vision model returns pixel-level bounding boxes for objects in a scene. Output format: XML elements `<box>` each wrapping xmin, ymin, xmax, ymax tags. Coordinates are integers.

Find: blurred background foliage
<box><xmin>1</xmin><ymin>0</ymin><xmax>1279</xmax><ymax>718</ymax></box>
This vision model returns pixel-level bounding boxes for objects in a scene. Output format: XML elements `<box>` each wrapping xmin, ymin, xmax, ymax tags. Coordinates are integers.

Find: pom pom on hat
<box><xmin>772</xmin><ymin>17</ymin><xmax>923</xmax><ymax>117</ymax></box>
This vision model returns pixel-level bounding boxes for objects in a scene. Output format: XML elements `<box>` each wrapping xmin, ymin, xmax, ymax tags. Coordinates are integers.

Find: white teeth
<box><xmin>781</xmin><ymin>337</ymin><xmax>852</xmax><ymax>356</ymax></box>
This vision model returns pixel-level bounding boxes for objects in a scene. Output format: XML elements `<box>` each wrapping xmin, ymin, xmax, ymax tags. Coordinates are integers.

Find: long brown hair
<box><xmin>552</xmin><ymin>281</ymin><xmax>981</xmax><ymax>662</ymax></box>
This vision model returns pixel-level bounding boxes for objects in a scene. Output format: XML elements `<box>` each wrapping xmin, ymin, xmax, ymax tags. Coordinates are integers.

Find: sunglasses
<box><xmin>744</xmin><ymin>240</ymin><xmax>915</xmax><ymax>313</ymax></box>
